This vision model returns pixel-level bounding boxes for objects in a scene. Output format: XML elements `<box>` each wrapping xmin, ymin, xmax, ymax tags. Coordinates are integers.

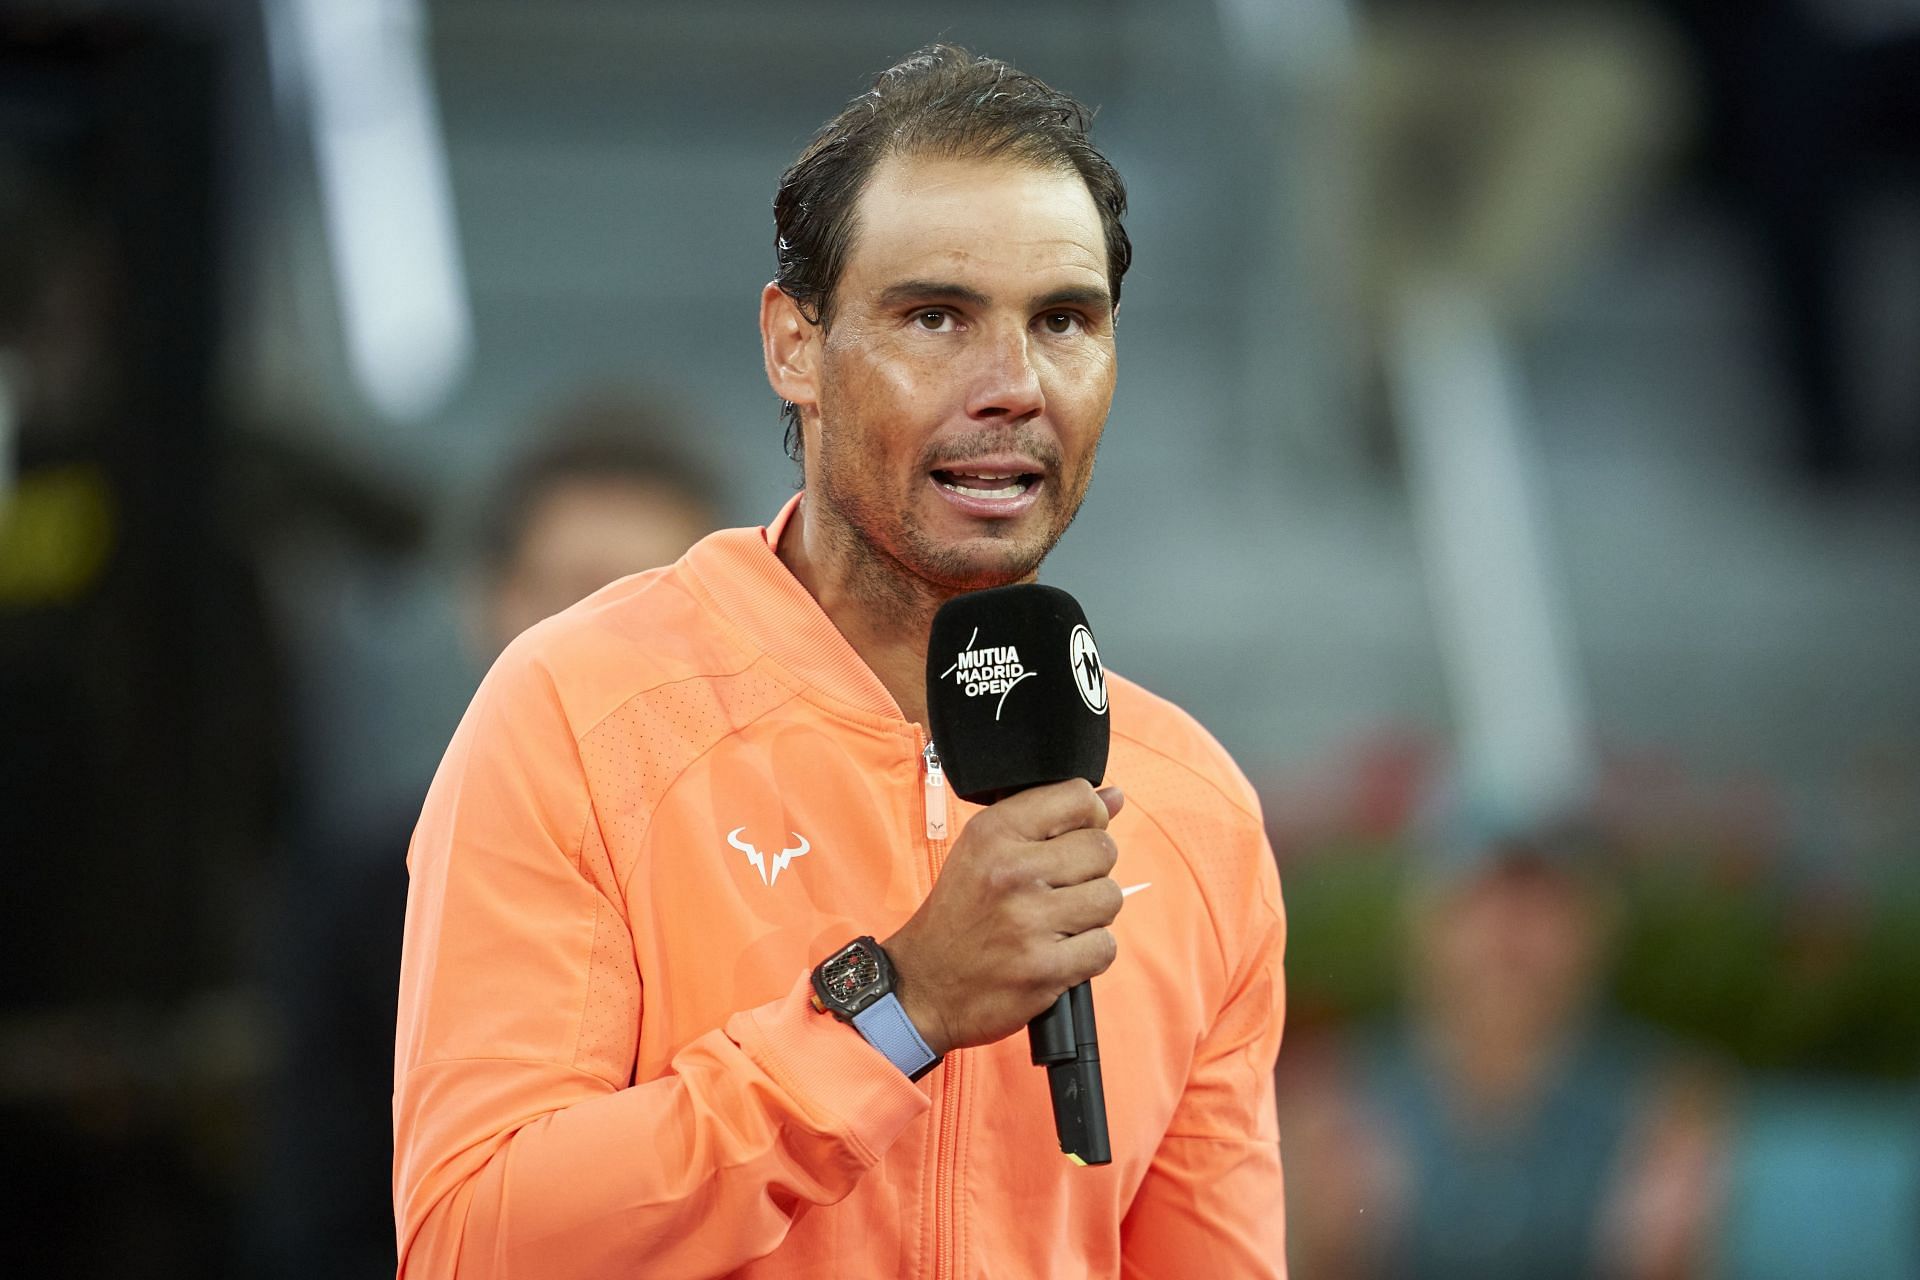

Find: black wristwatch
<box><xmin>810</xmin><ymin>936</ymin><xmax>943</xmax><ymax>1081</ymax></box>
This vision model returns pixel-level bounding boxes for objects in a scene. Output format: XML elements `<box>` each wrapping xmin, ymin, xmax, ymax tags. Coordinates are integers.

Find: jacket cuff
<box><xmin>732</xmin><ymin>971</ymin><xmax>932</xmax><ymax>1165</ymax></box>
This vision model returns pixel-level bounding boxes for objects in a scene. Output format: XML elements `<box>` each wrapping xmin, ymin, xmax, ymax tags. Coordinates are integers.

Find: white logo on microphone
<box><xmin>938</xmin><ymin>625</ymin><xmax>1037</xmax><ymax>721</ymax></box>
<box><xmin>1070</xmin><ymin>624</ymin><xmax>1107</xmax><ymax>714</ymax></box>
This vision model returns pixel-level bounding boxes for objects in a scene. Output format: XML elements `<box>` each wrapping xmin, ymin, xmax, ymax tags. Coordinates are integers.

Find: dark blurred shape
<box><xmin>248</xmin><ymin>389</ymin><xmax>722</xmax><ymax>1280</ymax></box>
<box><xmin>223</xmin><ymin>429</ymin><xmax>432</xmax><ymax>562</ymax></box>
<box><xmin>0</xmin><ymin>10</ymin><xmax>282</xmax><ymax>1275</ymax></box>
<box><xmin>1279</xmin><ymin>813</ymin><xmax>1728</xmax><ymax>1280</ymax></box>
<box><xmin>1654</xmin><ymin>0</ymin><xmax>1920</xmax><ymax>481</ymax></box>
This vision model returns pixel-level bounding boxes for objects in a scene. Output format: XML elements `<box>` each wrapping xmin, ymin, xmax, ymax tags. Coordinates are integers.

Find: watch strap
<box><xmin>850</xmin><ymin>992</ymin><xmax>942</xmax><ymax>1081</ymax></box>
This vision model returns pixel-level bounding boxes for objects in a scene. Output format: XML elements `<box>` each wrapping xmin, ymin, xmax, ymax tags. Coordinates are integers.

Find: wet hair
<box><xmin>476</xmin><ymin>392</ymin><xmax>721</xmax><ymax>575</ymax></box>
<box><xmin>770</xmin><ymin>43</ymin><xmax>1132</xmax><ymax>460</ymax></box>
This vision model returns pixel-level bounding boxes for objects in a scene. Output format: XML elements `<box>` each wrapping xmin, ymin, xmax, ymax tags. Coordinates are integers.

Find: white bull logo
<box><xmin>727</xmin><ymin>827</ymin><xmax>810</xmax><ymax>886</ymax></box>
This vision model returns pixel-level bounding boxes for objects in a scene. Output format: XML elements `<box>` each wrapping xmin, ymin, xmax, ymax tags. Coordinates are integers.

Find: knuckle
<box><xmin>985</xmin><ymin>854</ymin><xmax>1033</xmax><ymax>895</ymax></box>
<box><xmin>1091</xmin><ymin>928</ymin><xmax>1119</xmax><ymax>973</ymax></box>
<box><xmin>1024</xmin><ymin>940</ymin><xmax>1064</xmax><ymax>989</ymax></box>
<box><xmin>1078</xmin><ymin>781</ymin><xmax>1109</xmax><ymax>827</ymax></box>
<box><xmin>967</xmin><ymin>808</ymin><xmax>1003</xmax><ymax>844</ymax></box>
<box><xmin>1043</xmin><ymin>945</ymin><xmax>1080</xmax><ymax>990</ymax></box>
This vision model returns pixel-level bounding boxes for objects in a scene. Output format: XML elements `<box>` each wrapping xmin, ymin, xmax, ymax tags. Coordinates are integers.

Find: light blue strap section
<box><xmin>851</xmin><ymin>992</ymin><xmax>940</xmax><ymax>1079</ymax></box>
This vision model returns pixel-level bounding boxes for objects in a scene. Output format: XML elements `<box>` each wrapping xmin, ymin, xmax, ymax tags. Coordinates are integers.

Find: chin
<box><xmin>909</xmin><ymin>538</ymin><xmax>1052</xmax><ymax>593</ymax></box>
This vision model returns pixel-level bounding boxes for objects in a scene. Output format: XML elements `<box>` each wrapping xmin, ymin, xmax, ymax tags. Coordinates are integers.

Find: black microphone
<box><xmin>926</xmin><ymin>583</ymin><xmax>1113</xmax><ymax>1167</ymax></box>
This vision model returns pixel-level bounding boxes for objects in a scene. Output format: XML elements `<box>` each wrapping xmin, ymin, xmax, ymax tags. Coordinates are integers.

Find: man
<box><xmin>470</xmin><ymin>393</ymin><xmax>724</xmax><ymax>656</ymax></box>
<box><xmin>1277</xmin><ymin>819</ymin><xmax>1723</xmax><ymax>1279</ymax></box>
<box><xmin>257</xmin><ymin>397</ymin><xmax>720</xmax><ymax>1278</ymax></box>
<box><xmin>394</xmin><ymin>45</ymin><xmax>1287</xmax><ymax>1278</ymax></box>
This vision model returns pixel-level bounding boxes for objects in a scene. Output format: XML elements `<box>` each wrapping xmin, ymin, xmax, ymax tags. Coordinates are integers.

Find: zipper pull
<box><xmin>923</xmin><ymin>740</ymin><xmax>948</xmax><ymax>841</ymax></box>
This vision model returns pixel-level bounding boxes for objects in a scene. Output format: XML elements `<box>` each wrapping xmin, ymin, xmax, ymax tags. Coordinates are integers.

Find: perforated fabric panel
<box><xmin>569</xmin><ymin>663</ymin><xmax>797</xmax><ymax>1078</ymax></box>
<box><xmin>574</xmin><ymin>819</ymin><xmax>641</xmax><ymax>1082</ymax></box>
<box><xmin>1110</xmin><ymin>721</ymin><xmax>1284</xmax><ymax>1120</ymax></box>
<box><xmin>577</xmin><ymin>664</ymin><xmax>797</xmax><ymax>889</ymax></box>
<box><xmin>1111</xmin><ymin>730</ymin><xmax>1266</xmax><ymax>963</ymax></box>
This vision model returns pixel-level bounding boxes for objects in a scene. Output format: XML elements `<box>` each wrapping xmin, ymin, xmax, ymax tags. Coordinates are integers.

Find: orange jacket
<box><xmin>394</xmin><ymin>497</ymin><xmax>1287</xmax><ymax>1278</ymax></box>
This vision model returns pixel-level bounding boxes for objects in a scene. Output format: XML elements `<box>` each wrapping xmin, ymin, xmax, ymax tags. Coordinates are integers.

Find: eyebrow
<box><xmin>877</xmin><ymin>280</ymin><xmax>991</xmax><ymax>311</ymax></box>
<box><xmin>876</xmin><ymin>279</ymin><xmax>1114</xmax><ymax>318</ymax></box>
<box><xmin>1032</xmin><ymin>285</ymin><xmax>1114</xmax><ymax>317</ymax></box>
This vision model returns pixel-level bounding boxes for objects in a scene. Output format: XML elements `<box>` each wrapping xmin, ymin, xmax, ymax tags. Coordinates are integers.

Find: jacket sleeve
<box><xmin>392</xmin><ymin>643</ymin><xmax>930</xmax><ymax>1279</ymax></box>
<box><xmin>1120</xmin><ymin>824</ymin><xmax>1288</xmax><ymax>1279</ymax></box>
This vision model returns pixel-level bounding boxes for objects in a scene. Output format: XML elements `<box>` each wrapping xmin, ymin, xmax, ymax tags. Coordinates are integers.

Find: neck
<box><xmin>776</xmin><ymin>492</ymin><xmax>947</xmax><ymax>729</ymax></box>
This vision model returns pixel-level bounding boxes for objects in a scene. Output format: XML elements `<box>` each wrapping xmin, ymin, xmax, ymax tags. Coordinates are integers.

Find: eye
<box><xmin>1040</xmin><ymin>311</ymin><xmax>1082</xmax><ymax>335</ymax></box>
<box><xmin>915</xmin><ymin>309</ymin><xmax>954</xmax><ymax>331</ymax></box>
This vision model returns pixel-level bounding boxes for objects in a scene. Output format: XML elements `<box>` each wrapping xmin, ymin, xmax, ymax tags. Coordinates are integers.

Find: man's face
<box><xmin>801</xmin><ymin>151</ymin><xmax>1117</xmax><ymax>593</ymax></box>
<box><xmin>1419</xmin><ymin>862</ymin><xmax>1604</xmax><ymax>1037</ymax></box>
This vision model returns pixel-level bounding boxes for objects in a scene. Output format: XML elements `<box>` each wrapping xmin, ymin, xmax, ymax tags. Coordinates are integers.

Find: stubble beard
<box><xmin>809</xmin><ymin>417</ymin><xmax>1094</xmax><ymax>628</ymax></box>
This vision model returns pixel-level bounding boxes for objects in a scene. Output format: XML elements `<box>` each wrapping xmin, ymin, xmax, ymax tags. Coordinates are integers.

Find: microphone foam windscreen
<box><xmin>926</xmin><ymin>584</ymin><xmax>1110</xmax><ymax>804</ymax></box>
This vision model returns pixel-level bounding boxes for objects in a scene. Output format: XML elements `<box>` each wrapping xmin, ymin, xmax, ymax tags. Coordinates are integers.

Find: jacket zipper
<box><xmin>923</xmin><ymin>740</ymin><xmax>948</xmax><ymax>841</ymax></box>
<box><xmin>921</xmin><ymin>736</ymin><xmax>959</xmax><ymax>1279</ymax></box>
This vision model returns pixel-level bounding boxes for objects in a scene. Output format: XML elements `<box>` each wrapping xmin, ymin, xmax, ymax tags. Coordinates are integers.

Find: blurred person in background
<box><xmin>468</xmin><ymin>394</ymin><xmax>725</xmax><ymax>659</ymax></box>
<box><xmin>1278</xmin><ymin>816</ymin><xmax>1726</xmax><ymax>1280</ymax></box>
<box><xmin>252</xmin><ymin>394</ymin><xmax>720</xmax><ymax>1280</ymax></box>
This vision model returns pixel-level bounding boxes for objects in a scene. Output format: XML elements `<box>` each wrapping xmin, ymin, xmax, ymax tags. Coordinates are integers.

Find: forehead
<box><xmin>842</xmin><ymin>151</ymin><xmax>1109</xmax><ymax>293</ymax></box>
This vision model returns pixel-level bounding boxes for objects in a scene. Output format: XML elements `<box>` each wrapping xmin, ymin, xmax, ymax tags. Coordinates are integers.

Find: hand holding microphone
<box><xmin>882</xmin><ymin>780</ymin><xmax>1123</xmax><ymax>1055</ymax></box>
<box><xmin>884</xmin><ymin>584</ymin><xmax>1118</xmax><ymax>1166</ymax></box>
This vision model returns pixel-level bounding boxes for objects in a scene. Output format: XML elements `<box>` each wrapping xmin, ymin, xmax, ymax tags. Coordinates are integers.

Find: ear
<box><xmin>760</xmin><ymin>282</ymin><xmax>820</xmax><ymax>415</ymax></box>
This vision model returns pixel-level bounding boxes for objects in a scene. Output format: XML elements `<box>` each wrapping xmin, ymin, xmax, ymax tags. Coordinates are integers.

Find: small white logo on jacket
<box><xmin>727</xmin><ymin>828</ymin><xmax>809</xmax><ymax>886</ymax></box>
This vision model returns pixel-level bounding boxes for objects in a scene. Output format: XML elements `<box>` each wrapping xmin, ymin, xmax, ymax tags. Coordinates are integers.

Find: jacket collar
<box><xmin>684</xmin><ymin>492</ymin><xmax>908</xmax><ymax>724</ymax></box>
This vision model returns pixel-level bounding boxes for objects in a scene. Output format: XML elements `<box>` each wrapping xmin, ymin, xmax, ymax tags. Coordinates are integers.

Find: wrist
<box><xmin>880</xmin><ymin>930</ymin><xmax>952</xmax><ymax>1058</ymax></box>
<box><xmin>811</xmin><ymin>935</ymin><xmax>945</xmax><ymax>1080</ymax></box>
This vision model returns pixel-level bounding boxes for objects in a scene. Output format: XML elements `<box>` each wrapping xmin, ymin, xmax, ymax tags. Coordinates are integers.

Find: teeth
<box><xmin>942</xmin><ymin>475</ymin><xmax>1028</xmax><ymax>499</ymax></box>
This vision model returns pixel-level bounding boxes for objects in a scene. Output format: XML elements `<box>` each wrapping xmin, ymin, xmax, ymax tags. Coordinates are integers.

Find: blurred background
<box><xmin>1</xmin><ymin>0</ymin><xmax>1916</xmax><ymax>1275</ymax></box>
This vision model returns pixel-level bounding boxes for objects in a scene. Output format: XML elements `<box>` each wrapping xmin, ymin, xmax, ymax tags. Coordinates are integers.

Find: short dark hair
<box><xmin>476</xmin><ymin>391</ymin><xmax>721</xmax><ymax>575</ymax></box>
<box><xmin>771</xmin><ymin>44</ymin><xmax>1132</xmax><ymax>459</ymax></box>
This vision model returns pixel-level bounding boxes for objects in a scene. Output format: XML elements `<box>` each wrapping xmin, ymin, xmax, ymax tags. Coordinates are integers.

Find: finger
<box><xmin>1045</xmin><ymin>876</ymin><xmax>1125</xmax><ymax>937</ymax></box>
<box><xmin>1050</xmin><ymin>926</ymin><xmax>1119</xmax><ymax>986</ymax></box>
<box><xmin>1096</xmin><ymin>785</ymin><xmax>1124</xmax><ymax>820</ymax></box>
<box><xmin>994</xmin><ymin>779</ymin><xmax>1110</xmax><ymax>841</ymax></box>
<box><xmin>1036</xmin><ymin>827</ymin><xmax>1119</xmax><ymax>887</ymax></box>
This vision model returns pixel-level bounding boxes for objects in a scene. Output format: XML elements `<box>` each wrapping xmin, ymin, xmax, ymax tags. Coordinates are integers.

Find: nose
<box><xmin>964</xmin><ymin>323</ymin><xmax>1044</xmax><ymax>423</ymax></box>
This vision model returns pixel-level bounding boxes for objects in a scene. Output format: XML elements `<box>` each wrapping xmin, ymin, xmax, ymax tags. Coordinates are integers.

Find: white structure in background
<box><xmin>1391</xmin><ymin>277</ymin><xmax>1595</xmax><ymax>822</ymax></box>
<box><xmin>268</xmin><ymin>0</ymin><xmax>470</xmax><ymax>423</ymax></box>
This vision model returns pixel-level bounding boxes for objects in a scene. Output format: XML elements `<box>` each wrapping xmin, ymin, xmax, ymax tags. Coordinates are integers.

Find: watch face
<box><xmin>819</xmin><ymin>942</ymin><xmax>884</xmax><ymax>1008</ymax></box>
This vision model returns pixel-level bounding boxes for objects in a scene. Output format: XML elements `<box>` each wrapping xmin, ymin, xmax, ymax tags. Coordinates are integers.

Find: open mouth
<box><xmin>932</xmin><ymin>469</ymin><xmax>1039</xmax><ymax>500</ymax></box>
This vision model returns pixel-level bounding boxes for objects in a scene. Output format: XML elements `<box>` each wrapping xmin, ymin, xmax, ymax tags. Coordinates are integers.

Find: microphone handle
<box><xmin>1027</xmin><ymin>980</ymin><xmax>1112</xmax><ymax>1166</ymax></box>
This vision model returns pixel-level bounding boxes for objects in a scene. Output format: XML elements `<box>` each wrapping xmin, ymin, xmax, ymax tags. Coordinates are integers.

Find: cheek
<box><xmin>1044</xmin><ymin>347</ymin><xmax>1117</xmax><ymax>425</ymax></box>
<box><xmin>1519</xmin><ymin>909</ymin><xmax>1597</xmax><ymax>978</ymax></box>
<box><xmin>827</xmin><ymin>332</ymin><xmax>941</xmax><ymax>409</ymax></box>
